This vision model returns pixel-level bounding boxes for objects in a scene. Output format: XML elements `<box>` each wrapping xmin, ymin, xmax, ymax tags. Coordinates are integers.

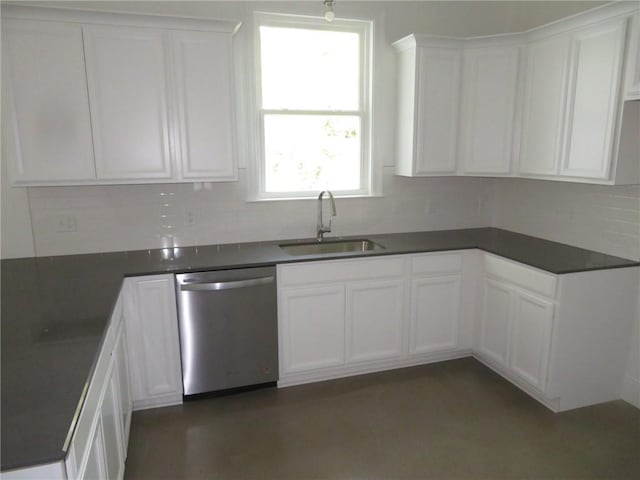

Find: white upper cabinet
<box><xmin>624</xmin><ymin>12</ymin><xmax>640</xmax><ymax>99</ymax></box>
<box><xmin>2</xmin><ymin>20</ymin><xmax>96</xmax><ymax>183</ymax></box>
<box><xmin>459</xmin><ymin>42</ymin><xmax>521</xmax><ymax>175</ymax></box>
<box><xmin>519</xmin><ymin>34</ymin><xmax>571</xmax><ymax>176</ymax></box>
<box><xmin>83</xmin><ymin>25</ymin><xmax>173</xmax><ymax>180</ymax></box>
<box><xmin>561</xmin><ymin>18</ymin><xmax>627</xmax><ymax>180</ymax></box>
<box><xmin>1</xmin><ymin>5</ymin><xmax>240</xmax><ymax>186</ymax></box>
<box><xmin>172</xmin><ymin>31</ymin><xmax>237</xmax><ymax>181</ymax></box>
<box><xmin>394</xmin><ymin>3</ymin><xmax>638</xmax><ymax>185</ymax></box>
<box><xmin>395</xmin><ymin>35</ymin><xmax>462</xmax><ymax>176</ymax></box>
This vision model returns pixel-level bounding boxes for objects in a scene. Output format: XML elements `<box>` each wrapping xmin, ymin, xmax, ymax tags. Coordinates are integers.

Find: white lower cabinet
<box><xmin>278</xmin><ymin>253</ymin><xmax>471</xmax><ymax>386</ymax></box>
<box><xmin>75</xmin><ymin>361</ymin><xmax>123</xmax><ymax>480</ymax></box>
<box><xmin>476</xmin><ymin>255</ymin><xmax>557</xmax><ymax>398</ymax></box>
<box><xmin>478</xmin><ymin>274</ymin><xmax>554</xmax><ymax>393</ymax></box>
<box><xmin>113</xmin><ymin>327</ymin><xmax>132</xmax><ymax>451</ymax></box>
<box><xmin>279</xmin><ymin>285</ymin><xmax>346</xmax><ymax>373</ymax></box>
<box><xmin>79</xmin><ymin>420</ymin><xmax>106</xmax><ymax>480</ymax></box>
<box><xmin>409</xmin><ymin>275</ymin><xmax>461</xmax><ymax>355</ymax></box>
<box><xmin>475</xmin><ymin>253</ymin><xmax>640</xmax><ymax>412</ymax></box>
<box><xmin>347</xmin><ymin>279</ymin><xmax>405</xmax><ymax>362</ymax></box>
<box><xmin>122</xmin><ymin>275</ymin><xmax>183</xmax><ymax>410</ymax></box>
<box><xmin>509</xmin><ymin>291</ymin><xmax>554</xmax><ymax>391</ymax></box>
<box><xmin>66</xmin><ymin>293</ymin><xmax>132</xmax><ymax>480</ymax></box>
<box><xmin>478</xmin><ymin>278</ymin><xmax>512</xmax><ymax>368</ymax></box>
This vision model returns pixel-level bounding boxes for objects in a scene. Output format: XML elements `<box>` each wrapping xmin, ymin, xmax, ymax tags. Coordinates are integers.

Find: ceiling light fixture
<box><xmin>323</xmin><ymin>0</ymin><xmax>335</xmax><ymax>22</ymax></box>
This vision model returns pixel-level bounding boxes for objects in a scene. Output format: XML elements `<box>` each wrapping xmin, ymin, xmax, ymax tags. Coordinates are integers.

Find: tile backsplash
<box><xmin>492</xmin><ymin>178</ymin><xmax>640</xmax><ymax>260</ymax></box>
<box><xmin>27</xmin><ymin>168</ymin><xmax>494</xmax><ymax>256</ymax></box>
<box><xmin>21</xmin><ymin>174</ymin><xmax>640</xmax><ymax>260</ymax></box>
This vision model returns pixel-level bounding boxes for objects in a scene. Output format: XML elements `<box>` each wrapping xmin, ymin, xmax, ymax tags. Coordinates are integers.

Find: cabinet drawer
<box><xmin>484</xmin><ymin>254</ymin><xmax>557</xmax><ymax>298</ymax></box>
<box><xmin>410</xmin><ymin>252</ymin><xmax>463</xmax><ymax>275</ymax></box>
<box><xmin>278</xmin><ymin>256</ymin><xmax>405</xmax><ymax>286</ymax></box>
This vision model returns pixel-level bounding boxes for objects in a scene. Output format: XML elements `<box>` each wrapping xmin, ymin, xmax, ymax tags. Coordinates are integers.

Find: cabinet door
<box><xmin>124</xmin><ymin>275</ymin><xmax>183</xmax><ymax>408</ymax></box>
<box><xmin>409</xmin><ymin>275</ymin><xmax>461</xmax><ymax>354</ymax></box>
<box><xmin>101</xmin><ymin>362</ymin><xmax>124</xmax><ymax>480</ymax></box>
<box><xmin>561</xmin><ymin>18</ymin><xmax>626</xmax><ymax>179</ymax></box>
<box><xmin>279</xmin><ymin>286</ymin><xmax>345</xmax><ymax>373</ymax></box>
<box><xmin>519</xmin><ymin>34</ymin><xmax>571</xmax><ymax>176</ymax></box>
<box><xmin>346</xmin><ymin>279</ymin><xmax>404</xmax><ymax>362</ymax></box>
<box><xmin>477</xmin><ymin>278</ymin><xmax>512</xmax><ymax>368</ymax></box>
<box><xmin>510</xmin><ymin>291</ymin><xmax>554</xmax><ymax>391</ymax></box>
<box><xmin>172</xmin><ymin>31</ymin><xmax>236</xmax><ymax>180</ymax></box>
<box><xmin>2</xmin><ymin>20</ymin><xmax>96</xmax><ymax>183</ymax></box>
<box><xmin>460</xmin><ymin>45</ymin><xmax>520</xmax><ymax>175</ymax></box>
<box><xmin>415</xmin><ymin>46</ymin><xmax>461</xmax><ymax>174</ymax></box>
<box><xmin>625</xmin><ymin>13</ymin><xmax>640</xmax><ymax>99</ymax></box>
<box><xmin>77</xmin><ymin>418</ymin><xmax>107</xmax><ymax>480</ymax></box>
<box><xmin>114</xmin><ymin>323</ymin><xmax>132</xmax><ymax>453</ymax></box>
<box><xmin>83</xmin><ymin>25</ymin><xmax>172</xmax><ymax>180</ymax></box>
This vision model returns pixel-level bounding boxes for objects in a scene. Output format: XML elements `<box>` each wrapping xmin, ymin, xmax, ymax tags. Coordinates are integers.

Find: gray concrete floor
<box><xmin>124</xmin><ymin>358</ymin><xmax>640</xmax><ymax>479</ymax></box>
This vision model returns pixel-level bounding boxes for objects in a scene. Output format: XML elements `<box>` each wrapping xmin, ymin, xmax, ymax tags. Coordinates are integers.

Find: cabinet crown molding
<box><xmin>1</xmin><ymin>4</ymin><xmax>242</xmax><ymax>34</ymax></box>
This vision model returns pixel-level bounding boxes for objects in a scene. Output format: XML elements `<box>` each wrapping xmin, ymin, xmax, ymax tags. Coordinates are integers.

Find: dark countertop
<box><xmin>2</xmin><ymin>227</ymin><xmax>638</xmax><ymax>471</ymax></box>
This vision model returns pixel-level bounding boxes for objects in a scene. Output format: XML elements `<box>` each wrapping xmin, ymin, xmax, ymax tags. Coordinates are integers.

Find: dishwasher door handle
<box><xmin>179</xmin><ymin>276</ymin><xmax>275</xmax><ymax>292</ymax></box>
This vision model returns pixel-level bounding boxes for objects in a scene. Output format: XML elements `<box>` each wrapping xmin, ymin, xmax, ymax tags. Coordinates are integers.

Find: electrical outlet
<box><xmin>56</xmin><ymin>214</ymin><xmax>77</xmax><ymax>233</ymax></box>
<box><xmin>184</xmin><ymin>209</ymin><xmax>198</xmax><ymax>226</ymax></box>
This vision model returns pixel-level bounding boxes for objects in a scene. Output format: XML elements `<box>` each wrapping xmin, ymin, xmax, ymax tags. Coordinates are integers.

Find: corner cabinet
<box><xmin>477</xmin><ymin>257</ymin><xmax>556</xmax><ymax>393</ymax></box>
<box><xmin>1</xmin><ymin>5</ymin><xmax>240</xmax><ymax>186</ymax></box>
<box><xmin>475</xmin><ymin>253</ymin><xmax>639</xmax><ymax>412</ymax></box>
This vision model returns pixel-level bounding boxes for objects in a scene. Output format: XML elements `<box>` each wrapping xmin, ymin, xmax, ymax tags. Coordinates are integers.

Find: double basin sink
<box><xmin>279</xmin><ymin>239</ymin><xmax>385</xmax><ymax>256</ymax></box>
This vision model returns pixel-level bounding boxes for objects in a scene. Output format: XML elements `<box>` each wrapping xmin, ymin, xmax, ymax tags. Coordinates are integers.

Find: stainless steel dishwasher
<box><xmin>175</xmin><ymin>266</ymin><xmax>278</xmax><ymax>396</ymax></box>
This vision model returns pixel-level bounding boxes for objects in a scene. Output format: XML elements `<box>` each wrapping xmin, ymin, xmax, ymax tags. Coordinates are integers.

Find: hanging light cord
<box><xmin>323</xmin><ymin>0</ymin><xmax>336</xmax><ymax>22</ymax></box>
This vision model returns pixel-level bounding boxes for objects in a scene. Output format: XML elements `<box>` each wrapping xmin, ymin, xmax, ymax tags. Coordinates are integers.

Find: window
<box><xmin>254</xmin><ymin>13</ymin><xmax>372</xmax><ymax>199</ymax></box>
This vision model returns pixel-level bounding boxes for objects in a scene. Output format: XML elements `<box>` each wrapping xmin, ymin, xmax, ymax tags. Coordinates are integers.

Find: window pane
<box><xmin>264</xmin><ymin>115</ymin><xmax>361</xmax><ymax>193</ymax></box>
<box><xmin>260</xmin><ymin>26</ymin><xmax>360</xmax><ymax>110</ymax></box>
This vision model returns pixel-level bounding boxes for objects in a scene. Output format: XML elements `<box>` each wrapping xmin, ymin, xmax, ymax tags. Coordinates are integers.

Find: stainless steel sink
<box><xmin>279</xmin><ymin>239</ymin><xmax>385</xmax><ymax>256</ymax></box>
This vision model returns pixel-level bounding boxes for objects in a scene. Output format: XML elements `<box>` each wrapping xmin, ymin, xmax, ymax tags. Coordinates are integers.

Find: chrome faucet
<box><xmin>317</xmin><ymin>191</ymin><xmax>337</xmax><ymax>242</ymax></box>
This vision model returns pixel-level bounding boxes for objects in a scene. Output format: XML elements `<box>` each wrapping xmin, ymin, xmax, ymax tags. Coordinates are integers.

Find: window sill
<box><xmin>246</xmin><ymin>193</ymin><xmax>384</xmax><ymax>203</ymax></box>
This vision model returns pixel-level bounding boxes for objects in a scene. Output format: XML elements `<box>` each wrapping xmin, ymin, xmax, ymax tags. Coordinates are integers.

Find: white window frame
<box><xmin>251</xmin><ymin>12</ymin><xmax>373</xmax><ymax>201</ymax></box>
